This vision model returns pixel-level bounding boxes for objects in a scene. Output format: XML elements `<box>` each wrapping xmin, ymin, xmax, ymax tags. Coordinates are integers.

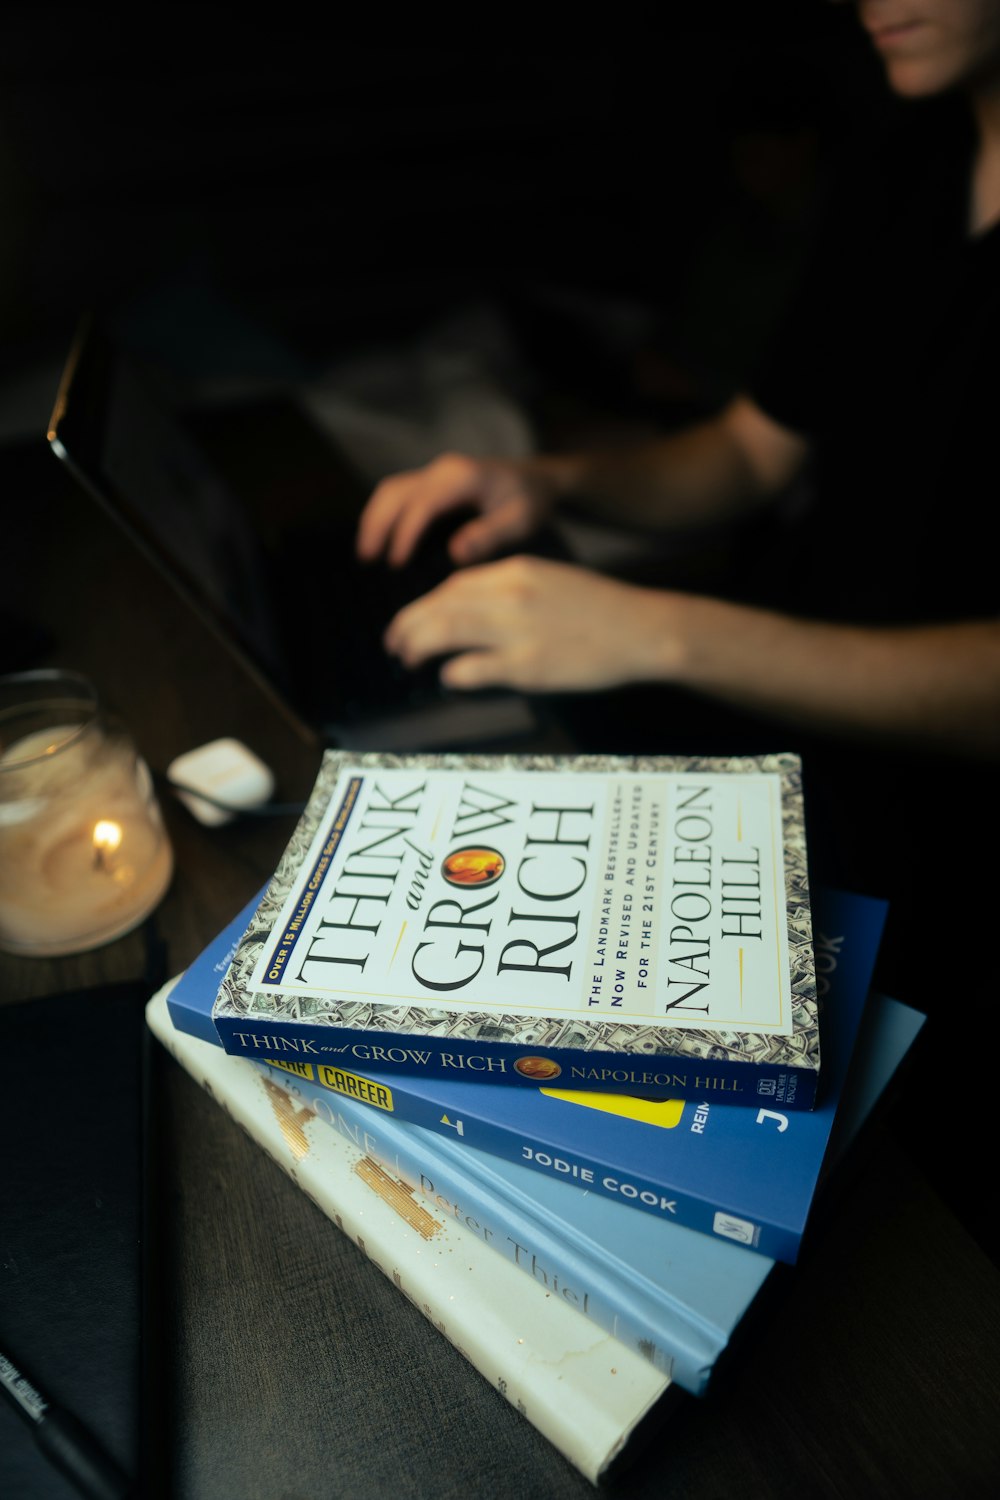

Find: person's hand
<box><xmin>356</xmin><ymin>452</ymin><xmax>562</xmax><ymax>569</ymax></box>
<box><xmin>384</xmin><ymin>555</ymin><xmax>680</xmax><ymax>692</ymax></box>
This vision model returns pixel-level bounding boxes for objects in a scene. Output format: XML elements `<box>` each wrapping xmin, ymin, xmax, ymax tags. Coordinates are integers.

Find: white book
<box><xmin>147</xmin><ymin>982</ymin><xmax>674</xmax><ymax>1486</ymax></box>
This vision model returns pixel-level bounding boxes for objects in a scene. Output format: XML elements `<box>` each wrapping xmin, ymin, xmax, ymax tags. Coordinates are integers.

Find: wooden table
<box><xmin>3</xmin><ymin>431</ymin><xmax>999</xmax><ymax>1499</ymax></box>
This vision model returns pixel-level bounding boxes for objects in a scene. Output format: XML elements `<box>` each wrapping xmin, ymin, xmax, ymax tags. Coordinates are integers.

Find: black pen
<box><xmin>0</xmin><ymin>1347</ymin><xmax>132</xmax><ymax>1500</ymax></box>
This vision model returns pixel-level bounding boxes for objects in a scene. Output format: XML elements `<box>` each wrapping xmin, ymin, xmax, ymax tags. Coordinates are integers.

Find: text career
<box><xmin>287</xmin><ymin>777</ymin><xmax>595</xmax><ymax>995</ymax></box>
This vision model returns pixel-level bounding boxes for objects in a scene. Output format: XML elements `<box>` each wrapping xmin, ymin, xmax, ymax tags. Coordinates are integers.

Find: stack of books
<box><xmin>147</xmin><ymin>750</ymin><xmax>924</xmax><ymax>1483</ymax></box>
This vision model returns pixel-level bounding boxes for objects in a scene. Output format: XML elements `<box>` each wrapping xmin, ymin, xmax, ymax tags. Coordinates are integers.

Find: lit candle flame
<box><xmin>92</xmin><ymin>820</ymin><xmax>123</xmax><ymax>871</ymax></box>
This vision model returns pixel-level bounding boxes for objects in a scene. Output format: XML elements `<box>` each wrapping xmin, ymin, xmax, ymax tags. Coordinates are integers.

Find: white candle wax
<box><xmin>0</xmin><ymin>723</ymin><xmax>173</xmax><ymax>955</ymax></box>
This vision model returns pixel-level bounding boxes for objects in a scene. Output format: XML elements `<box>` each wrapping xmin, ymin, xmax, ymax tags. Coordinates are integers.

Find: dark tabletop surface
<box><xmin>2</xmin><ymin>425</ymin><xmax>999</xmax><ymax>1500</ymax></box>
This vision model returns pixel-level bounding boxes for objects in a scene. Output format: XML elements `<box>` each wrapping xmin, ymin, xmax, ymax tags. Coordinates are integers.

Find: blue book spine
<box><xmin>168</xmin><ymin>905</ymin><xmax>924</xmax><ymax>1396</ymax></box>
<box><xmin>172</xmin><ymin>890</ymin><xmax>885</xmax><ymax>1264</ymax></box>
<box><xmin>168</xmin><ymin>900</ymin><xmax>255</xmax><ymax>1046</ymax></box>
<box><xmin>255</xmin><ymin>1060</ymin><xmax>739</xmax><ymax>1394</ymax></box>
<box><xmin>253</xmin><ymin>984</ymin><xmax>924</xmax><ymax>1399</ymax></box>
<box><xmin>212</xmin><ymin>1013</ymin><xmax>819</xmax><ymax>1109</ymax></box>
<box><xmin>261</xmin><ymin>888</ymin><xmax>884</xmax><ymax>1264</ymax></box>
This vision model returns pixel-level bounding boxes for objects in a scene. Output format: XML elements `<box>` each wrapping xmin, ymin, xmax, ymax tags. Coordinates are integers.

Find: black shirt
<box><xmin>753</xmin><ymin>99</ymin><xmax>1000</xmax><ymax>627</ymax></box>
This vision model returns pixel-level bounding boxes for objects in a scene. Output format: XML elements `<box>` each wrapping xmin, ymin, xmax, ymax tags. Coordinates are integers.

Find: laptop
<box><xmin>46</xmin><ymin>321</ymin><xmax>547</xmax><ymax>752</ymax></box>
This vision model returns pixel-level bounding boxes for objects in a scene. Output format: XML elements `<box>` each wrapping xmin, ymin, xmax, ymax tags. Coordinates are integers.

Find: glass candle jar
<box><xmin>0</xmin><ymin>670</ymin><xmax>173</xmax><ymax>955</ymax></box>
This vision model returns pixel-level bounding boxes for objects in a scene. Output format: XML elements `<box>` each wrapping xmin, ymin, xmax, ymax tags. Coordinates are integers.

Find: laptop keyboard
<box><xmin>278</xmin><ymin>510</ymin><xmax>470</xmax><ymax>731</ymax></box>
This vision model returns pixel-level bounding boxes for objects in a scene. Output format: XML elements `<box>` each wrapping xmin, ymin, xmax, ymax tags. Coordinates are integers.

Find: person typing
<box><xmin>358</xmin><ymin>4</ymin><xmax>1000</xmax><ymax>763</ymax></box>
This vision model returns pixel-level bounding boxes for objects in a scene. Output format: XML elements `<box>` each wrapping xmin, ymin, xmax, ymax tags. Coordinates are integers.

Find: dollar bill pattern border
<box><xmin>217</xmin><ymin>751</ymin><xmax>819</xmax><ymax>1072</ymax></box>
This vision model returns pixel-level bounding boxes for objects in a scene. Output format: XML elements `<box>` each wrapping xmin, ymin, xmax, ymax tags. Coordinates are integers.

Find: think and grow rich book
<box><xmin>211</xmin><ymin>750</ymin><xmax>821</xmax><ymax>1109</ymax></box>
<box><xmin>172</xmin><ymin>886</ymin><xmax>886</xmax><ymax>1265</ymax></box>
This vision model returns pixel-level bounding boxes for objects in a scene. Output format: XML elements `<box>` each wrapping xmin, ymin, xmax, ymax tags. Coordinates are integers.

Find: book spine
<box><xmin>213</xmin><ymin>1013</ymin><xmax>818</xmax><ymax>1110</ymax></box>
<box><xmin>148</xmin><ymin>990</ymin><xmax>672</xmax><ymax>1484</ymax></box>
<box><xmin>266</xmin><ymin>1066</ymin><xmax>726</xmax><ymax>1396</ymax></box>
<box><xmin>260</xmin><ymin>1058</ymin><xmax>801</xmax><ymax>1264</ymax></box>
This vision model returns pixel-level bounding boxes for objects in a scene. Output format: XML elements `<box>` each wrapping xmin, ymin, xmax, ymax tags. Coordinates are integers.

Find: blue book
<box><xmin>170</xmin><ymin>888</ymin><xmax>886</xmax><ymax>1264</ymax></box>
<box><xmin>248</xmin><ymin>986</ymin><xmax>924</xmax><ymax>1395</ymax></box>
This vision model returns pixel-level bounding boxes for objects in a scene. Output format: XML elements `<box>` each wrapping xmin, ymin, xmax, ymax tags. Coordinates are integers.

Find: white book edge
<box><xmin>147</xmin><ymin>980</ymin><xmax>673</xmax><ymax>1485</ymax></box>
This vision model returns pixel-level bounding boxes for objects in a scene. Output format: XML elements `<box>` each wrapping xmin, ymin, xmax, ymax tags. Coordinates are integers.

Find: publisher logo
<box><xmin>713</xmin><ymin>1211</ymin><xmax>760</xmax><ymax>1247</ymax></box>
<box><xmin>514</xmin><ymin>1055</ymin><xmax>563</xmax><ymax>1082</ymax></box>
<box><xmin>441</xmin><ymin>846</ymin><xmax>506</xmax><ymax>887</ymax></box>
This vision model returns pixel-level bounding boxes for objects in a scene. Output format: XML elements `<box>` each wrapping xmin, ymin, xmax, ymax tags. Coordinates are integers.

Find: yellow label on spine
<box><xmin>540</xmin><ymin>1088</ymin><xmax>685</xmax><ymax>1128</ymax></box>
<box><xmin>269</xmin><ymin>1058</ymin><xmax>316</xmax><ymax>1081</ymax></box>
<box><xmin>316</xmin><ymin>1064</ymin><xmax>394</xmax><ymax>1112</ymax></box>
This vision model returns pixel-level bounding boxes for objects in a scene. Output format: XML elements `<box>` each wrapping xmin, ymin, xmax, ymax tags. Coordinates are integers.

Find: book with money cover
<box><xmin>174</xmin><ymin>887</ymin><xmax>884</xmax><ymax>1263</ymax></box>
<box><xmin>211</xmin><ymin>750</ymin><xmax>821</xmax><ymax>1108</ymax></box>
